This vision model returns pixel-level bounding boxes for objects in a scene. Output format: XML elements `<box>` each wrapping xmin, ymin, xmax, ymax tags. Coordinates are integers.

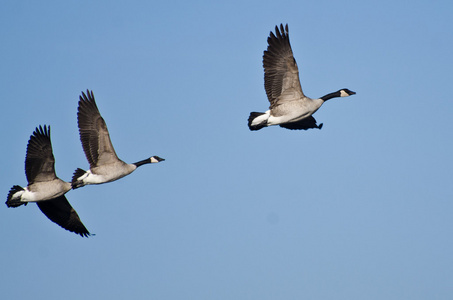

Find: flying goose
<box><xmin>248</xmin><ymin>24</ymin><xmax>356</xmax><ymax>131</ymax></box>
<box><xmin>6</xmin><ymin>125</ymin><xmax>90</xmax><ymax>237</ymax></box>
<box><xmin>71</xmin><ymin>90</ymin><xmax>165</xmax><ymax>189</ymax></box>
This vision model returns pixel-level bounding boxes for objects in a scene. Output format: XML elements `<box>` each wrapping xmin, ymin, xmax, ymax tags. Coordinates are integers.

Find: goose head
<box><xmin>150</xmin><ymin>156</ymin><xmax>165</xmax><ymax>163</ymax></box>
<box><xmin>339</xmin><ymin>89</ymin><xmax>356</xmax><ymax>97</ymax></box>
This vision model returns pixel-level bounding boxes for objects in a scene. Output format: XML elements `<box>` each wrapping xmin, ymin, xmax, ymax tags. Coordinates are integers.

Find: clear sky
<box><xmin>1</xmin><ymin>0</ymin><xmax>452</xmax><ymax>299</ymax></box>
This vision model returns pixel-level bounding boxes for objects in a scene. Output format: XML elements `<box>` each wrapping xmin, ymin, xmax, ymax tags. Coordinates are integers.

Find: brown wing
<box><xmin>25</xmin><ymin>125</ymin><xmax>57</xmax><ymax>184</ymax></box>
<box><xmin>37</xmin><ymin>196</ymin><xmax>90</xmax><ymax>237</ymax></box>
<box><xmin>77</xmin><ymin>90</ymin><xmax>120</xmax><ymax>168</ymax></box>
<box><xmin>263</xmin><ymin>24</ymin><xmax>305</xmax><ymax>109</ymax></box>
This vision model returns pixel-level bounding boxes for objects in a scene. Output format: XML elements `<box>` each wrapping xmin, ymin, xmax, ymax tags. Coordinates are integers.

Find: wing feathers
<box><xmin>77</xmin><ymin>90</ymin><xmax>119</xmax><ymax>168</ymax></box>
<box><xmin>279</xmin><ymin>116</ymin><xmax>323</xmax><ymax>130</ymax></box>
<box><xmin>37</xmin><ymin>196</ymin><xmax>90</xmax><ymax>237</ymax></box>
<box><xmin>25</xmin><ymin>125</ymin><xmax>57</xmax><ymax>184</ymax></box>
<box><xmin>263</xmin><ymin>24</ymin><xmax>305</xmax><ymax>108</ymax></box>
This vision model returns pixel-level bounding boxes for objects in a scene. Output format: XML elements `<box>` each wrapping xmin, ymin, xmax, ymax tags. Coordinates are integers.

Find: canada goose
<box><xmin>72</xmin><ymin>90</ymin><xmax>165</xmax><ymax>189</ymax></box>
<box><xmin>6</xmin><ymin>125</ymin><xmax>90</xmax><ymax>237</ymax></box>
<box><xmin>248</xmin><ymin>24</ymin><xmax>356</xmax><ymax>131</ymax></box>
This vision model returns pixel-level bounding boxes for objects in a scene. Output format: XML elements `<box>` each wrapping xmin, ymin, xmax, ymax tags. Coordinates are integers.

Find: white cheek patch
<box><xmin>340</xmin><ymin>90</ymin><xmax>349</xmax><ymax>97</ymax></box>
<box><xmin>150</xmin><ymin>157</ymin><xmax>159</xmax><ymax>163</ymax></box>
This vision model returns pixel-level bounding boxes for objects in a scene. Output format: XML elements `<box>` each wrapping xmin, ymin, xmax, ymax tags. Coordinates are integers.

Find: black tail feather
<box><xmin>6</xmin><ymin>185</ymin><xmax>27</xmax><ymax>208</ymax></box>
<box><xmin>71</xmin><ymin>168</ymin><xmax>86</xmax><ymax>189</ymax></box>
<box><xmin>248</xmin><ymin>112</ymin><xmax>267</xmax><ymax>131</ymax></box>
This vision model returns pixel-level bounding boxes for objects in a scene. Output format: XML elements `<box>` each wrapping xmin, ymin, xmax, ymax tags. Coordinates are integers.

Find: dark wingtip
<box><xmin>275</xmin><ymin>23</ymin><xmax>288</xmax><ymax>36</ymax></box>
<box><xmin>33</xmin><ymin>124</ymin><xmax>50</xmax><ymax>138</ymax></box>
<box><xmin>78</xmin><ymin>231</ymin><xmax>92</xmax><ymax>238</ymax></box>
<box><xmin>80</xmin><ymin>89</ymin><xmax>95</xmax><ymax>102</ymax></box>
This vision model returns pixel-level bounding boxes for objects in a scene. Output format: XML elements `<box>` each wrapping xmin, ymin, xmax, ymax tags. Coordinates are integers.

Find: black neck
<box><xmin>133</xmin><ymin>158</ymin><xmax>150</xmax><ymax>167</ymax></box>
<box><xmin>320</xmin><ymin>90</ymin><xmax>341</xmax><ymax>102</ymax></box>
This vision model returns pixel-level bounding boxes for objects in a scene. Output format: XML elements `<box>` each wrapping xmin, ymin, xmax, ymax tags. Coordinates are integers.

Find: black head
<box><xmin>339</xmin><ymin>89</ymin><xmax>356</xmax><ymax>97</ymax></box>
<box><xmin>150</xmin><ymin>156</ymin><xmax>165</xmax><ymax>163</ymax></box>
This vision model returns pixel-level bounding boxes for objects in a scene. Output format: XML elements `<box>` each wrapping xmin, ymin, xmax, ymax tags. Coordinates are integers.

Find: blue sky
<box><xmin>1</xmin><ymin>0</ymin><xmax>453</xmax><ymax>299</ymax></box>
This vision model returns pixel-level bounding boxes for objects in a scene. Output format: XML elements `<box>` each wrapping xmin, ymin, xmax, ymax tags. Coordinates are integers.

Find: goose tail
<box><xmin>6</xmin><ymin>185</ymin><xmax>27</xmax><ymax>208</ymax></box>
<box><xmin>248</xmin><ymin>112</ymin><xmax>268</xmax><ymax>131</ymax></box>
<box><xmin>71</xmin><ymin>168</ymin><xmax>87</xmax><ymax>189</ymax></box>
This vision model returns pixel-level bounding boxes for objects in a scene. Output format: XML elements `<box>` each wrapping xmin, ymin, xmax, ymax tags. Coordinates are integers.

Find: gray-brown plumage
<box><xmin>263</xmin><ymin>24</ymin><xmax>304</xmax><ymax>111</ymax></box>
<box><xmin>248</xmin><ymin>24</ymin><xmax>356</xmax><ymax>131</ymax></box>
<box><xmin>6</xmin><ymin>125</ymin><xmax>90</xmax><ymax>237</ymax></box>
<box><xmin>77</xmin><ymin>90</ymin><xmax>118</xmax><ymax>169</ymax></box>
<box><xmin>72</xmin><ymin>90</ymin><xmax>164</xmax><ymax>189</ymax></box>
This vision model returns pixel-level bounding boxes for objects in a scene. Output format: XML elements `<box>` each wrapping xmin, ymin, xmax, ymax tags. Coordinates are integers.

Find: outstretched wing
<box><xmin>77</xmin><ymin>90</ymin><xmax>120</xmax><ymax>168</ymax></box>
<box><xmin>279</xmin><ymin>116</ymin><xmax>323</xmax><ymax>130</ymax></box>
<box><xmin>263</xmin><ymin>24</ymin><xmax>305</xmax><ymax>109</ymax></box>
<box><xmin>37</xmin><ymin>196</ymin><xmax>90</xmax><ymax>237</ymax></box>
<box><xmin>25</xmin><ymin>125</ymin><xmax>57</xmax><ymax>184</ymax></box>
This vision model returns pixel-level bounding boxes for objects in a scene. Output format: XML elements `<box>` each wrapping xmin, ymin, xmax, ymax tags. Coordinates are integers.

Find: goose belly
<box><xmin>268</xmin><ymin>100</ymin><xmax>322</xmax><ymax>125</ymax></box>
<box><xmin>82</xmin><ymin>172</ymin><xmax>127</xmax><ymax>184</ymax></box>
<box><xmin>22</xmin><ymin>181</ymin><xmax>70</xmax><ymax>202</ymax></box>
<box><xmin>267</xmin><ymin>111</ymin><xmax>312</xmax><ymax>125</ymax></box>
<box><xmin>83</xmin><ymin>165</ymin><xmax>135</xmax><ymax>185</ymax></box>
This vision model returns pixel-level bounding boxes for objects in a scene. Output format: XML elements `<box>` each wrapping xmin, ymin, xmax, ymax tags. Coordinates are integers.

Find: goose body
<box><xmin>11</xmin><ymin>180</ymin><xmax>70</xmax><ymax>203</ymax></box>
<box><xmin>72</xmin><ymin>90</ymin><xmax>164</xmax><ymax>189</ymax></box>
<box><xmin>248</xmin><ymin>24</ymin><xmax>356</xmax><ymax>131</ymax></box>
<box><xmin>6</xmin><ymin>125</ymin><xmax>90</xmax><ymax>237</ymax></box>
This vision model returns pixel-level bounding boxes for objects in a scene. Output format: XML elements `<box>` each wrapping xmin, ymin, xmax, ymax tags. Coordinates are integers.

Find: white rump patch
<box><xmin>78</xmin><ymin>170</ymin><xmax>90</xmax><ymax>181</ymax></box>
<box><xmin>11</xmin><ymin>189</ymin><xmax>25</xmax><ymax>201</ymax></box>
<box><xmin>19</xmin><ymin>188</ymin><xmax>36</xmax><ymax>202</ymax></box>
<box><xmin>251</xmin><ymin>110</ymin><xmax>271</xmax><ymax>126</ymax></box>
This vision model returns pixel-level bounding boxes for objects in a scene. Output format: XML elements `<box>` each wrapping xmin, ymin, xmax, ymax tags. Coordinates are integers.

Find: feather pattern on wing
<box><xmin>37</xmin><ymin>196</ymin><xmax>90</xmax><ymax>237</ymax></box>
<box><xmin>25</xmin><ymin>125</ymin><xmax>57</xmax><ymax>184</ymax></box>
<box><xmin>77</xmin><ymin>90</ymin><xmax>119</xmax><ymax>168</ymax></box>
<box><xmin>263</xmin><ymin>24</ymin><xmax>305</xmax><ymax>109</ymax></box>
